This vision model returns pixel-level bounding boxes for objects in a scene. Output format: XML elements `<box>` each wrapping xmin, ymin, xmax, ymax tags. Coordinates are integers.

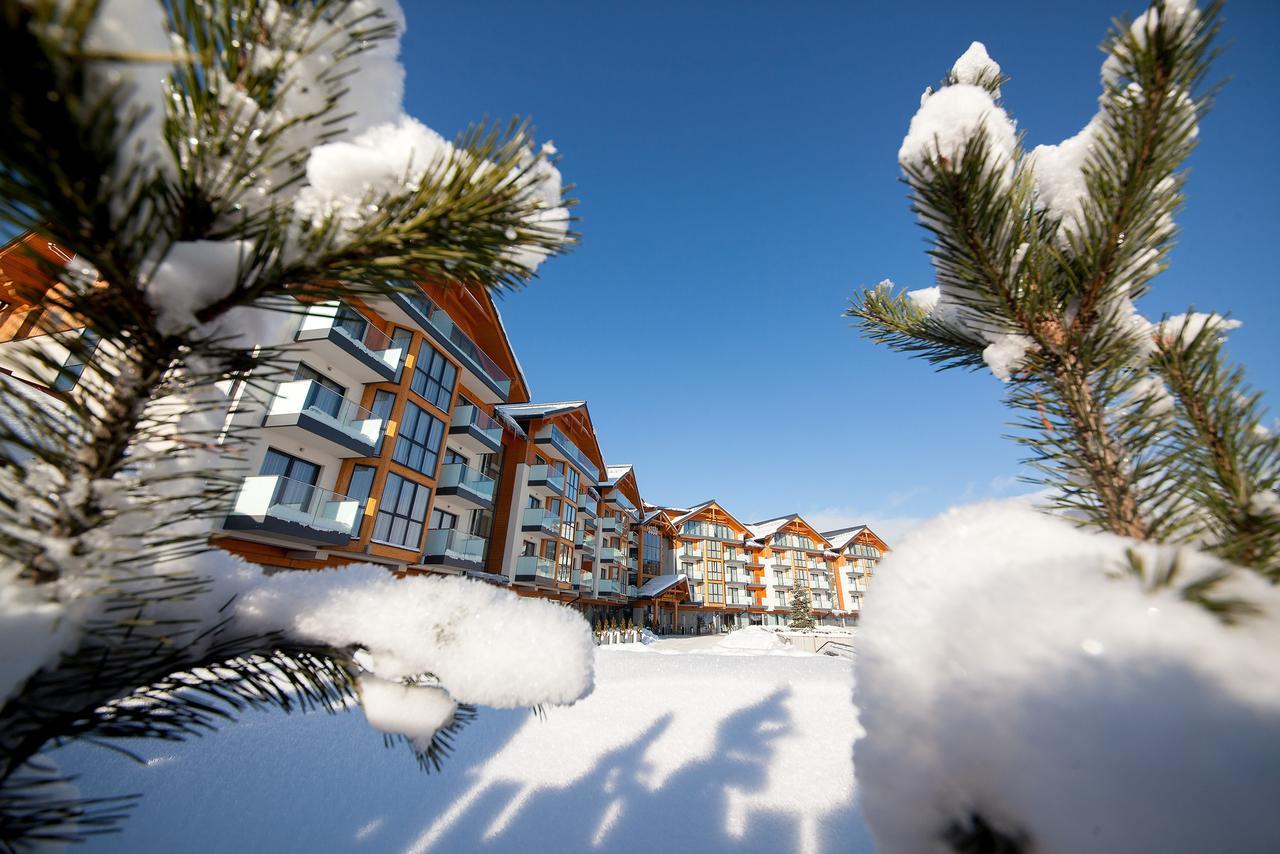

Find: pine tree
<box><xmin>789</xmin><ymin>588</ymin><xmax>816</xmax><ymax>631</ymax></box>
<box><xmin>0</xmin><ymin>1</ymin><xmax>575</xmax><ymax>844</ymax></box>
<box><xmin>847</xmin><ymin>0</ymin><xmax>1278</xmax><ymax>591</ymax></box>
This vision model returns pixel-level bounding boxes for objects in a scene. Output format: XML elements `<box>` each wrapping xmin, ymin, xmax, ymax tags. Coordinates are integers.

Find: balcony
<box><xmin>534</xmin><ymin>425</ymin><xmax>600</xmax><ymax>481</ymax></box>
<box><xmin>598</xmin><ymin>578</ymin><xmax>623</xmax><ymax>597</ymax></box>
<box><xmin>294</xmin><ymin>301</ymin><xmax>402</xmax><ymax>383</ymax></box>
<box><xmin>448</xmin><ymin>404</ymin><xmax>502</xmax><ymax>454</ymax></box>
<box><xmin>726</xmin><ymin>574</ymin><xmax>748</xmax><ymax>585</ymax></box>
<box><xmin>575</xmin><ymin>571</ymin><xmax>594</xmax><ymax>591</ymax></box>
<box><xmin>224</xmin><ymin>475</ymin><xmax>359</xmax><ymax>546</ymax></box>
<box><xmin>262</xmin><ymin>379</ymin><xmax>382</xmax><ymax>457</ymax></box>
<box><xmin>602</xmin><ymin>489</ymin><xmax>638</xmax><ymax>517</ymax></box>
<box><xmin>745</xmin><ymin>558</ymin><xmax>765</xmax><ymax>568</ymax></box>
<box><xmin>521</xmin><ymin>507</ymin><xmax>561</xmax><ymax>536</ymax></box>
<box><xmin>627</xmin><ymin>557</ymin><xmax>638</xmax><ymax>571</ymax></box>
<box><xmin>627</xmin><ymin>585</ymin><xmax>639</xmax><ymax>598</ymax></box>
<box><xmin>598</xmin><ymin>547</ymin><xmax>621</xmax><ymax>564</ymax></box>
<box><xmin>577</xmin><ymin>490</ymin><xmax>598</xmax><ymax>517</ymax></box>
<box><xmin>772</xmin><ymin>579</ymin><xmax>794</xmax><ymax>589</ymax></box>
<box><xmin>527</xmin><ymin>464</ymin><xmax>565</xmax><ymax>496</ymax></box>
<box><xmin>436</xmin><ymin>463</ymin><xmax>495</xmax><ymax>509</ymax></box>
<box><xmin>420</xmin><ymin>528</ymin><xmax>486</xmax><ymax>570</ymax></box>
<box><xmin>575</xmin><ymin>531</ymin><xmax>596</xmax><ymax>552</ymax></box>
<box><xmin>597</xmin><ymin>517</ymin><xmax>621</xmax><ymax>535</ymax></box>
<box><xmin>515</xmin><ymin>555</ymin><xmax>556</xmax><ymax>583</ymax></box>
<box><xmin>724</xmin><ymin>553</ymin><xmax>746</xmax><ymax>565</ymax></box>
<box><xmin>385</xmin><ymin>288</ymin><xmax>511</xmax><ymax>403</ymax></box>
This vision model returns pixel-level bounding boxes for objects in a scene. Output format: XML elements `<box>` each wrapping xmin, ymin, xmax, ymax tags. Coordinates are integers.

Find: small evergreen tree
<box><xmin>0</xmin><ymin>0</ymin><xmax>575</xmax><ymax>844</ymax></box>
<box><xmin>847</xmin><ymin>0</ymin><xmax>1278</xmax><ymax>592</ymax></box>
<box><xmin>789</xmin><ymin>588</ymin><xmax>816</xmax><ymax>631</ymax></box>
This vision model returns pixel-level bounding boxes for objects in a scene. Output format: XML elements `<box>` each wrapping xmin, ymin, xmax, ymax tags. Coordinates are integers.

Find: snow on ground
<box><xmin>54</xmin><ymin>639</ymin><xmax>871</xmax><ymax>854</ymax></box>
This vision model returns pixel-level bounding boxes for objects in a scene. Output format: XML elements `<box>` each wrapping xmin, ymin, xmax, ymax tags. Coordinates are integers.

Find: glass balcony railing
<box><xmin>522</xmin><ymin>506</ymin><xmax>561</xmax><ymax>536</ymax></box>
<box><xmin>598</xmin><ymin>578</ymin><xmax>622</xmax><ymax>596</ymax></box>
<box><xmin>449</xmin><ymin>404</ymin><xmax>503</xmax><ymax>449</ymax></box>
<box><xmin>296</xmin><ymin>301</ymin><xmax>402</xmax><ymax>378</ymax></box>
<box><xmin>229</xmin><ymin>474</ymin><xmax>359</xmax><ymax>539</ymax></box>
<box><xmin>528</xmin><ymin>464</ymin><xmax>565</xmax><ymax>495</ymax></box>
<box><xmin>599</xmin><ymin>547</ymin><xmax>622</xmax><ymax>563</ymax></box>
<box><xmin>603</xmin><ymin>489</ymin><xmax>637</xmax><ymax>513</ymax></box>
<box><xmin>535</xmin><ymin>424</ymin><xmax>600</xmax><ymax>481</ymax></box>
<box><xmin>575</xmin><ymin>531</ymin><xmax>596</xmax><ymax>551</ymax></box>
<box><xmin>266</xmin><ymin>379</ymin><xmax>382</xmax><ymax>448</ymax></box>
<box><xmin>437</xmin><ymin>463</ymin><xmax>496</xmax><ymax>504</ymax></box>
<box><xmin>422</xmin><ymin>528</ymin><xmax>486</xmax><ymax>564</ymax></box>
<box><xmin>577</xmin><ymin>491</ymin><xmax>597</xmax><ymax>514</ymax></box>
<box><xmin>392</xmin><ymin>288</ymin><xmax>511</xmax><ymax>400</ymax></box>
<box><xmin>577</xmin><ymin>571</ymin><xmax>594</xmax><ymax>589</ymax></box>
<box><xmin>516</xmin><ymin>555</ymin><xmax>556</xmax><ymax>580</ymax></box>
<box><xmin>598</xmin><ymin>517</ymin><xmax>621</xmax><ymax>534</ymax></box>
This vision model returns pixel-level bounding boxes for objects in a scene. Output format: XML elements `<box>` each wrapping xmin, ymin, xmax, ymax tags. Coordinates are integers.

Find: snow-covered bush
<box><xmin>0</xmin><ymin>0</ymin><xmax>580</xmax><ymax>845</ymax></box>
<box><xmin>848</xmin><ymin>2</ymin><xmax>1280</xmax><ymax>850</ymax></box>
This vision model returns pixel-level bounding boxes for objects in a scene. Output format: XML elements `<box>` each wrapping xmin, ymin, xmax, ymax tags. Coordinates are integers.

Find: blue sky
<box><xmin>401</xmin><ymin>0</ymin><xmax>1280</xmax><ymax>540</ymax></box>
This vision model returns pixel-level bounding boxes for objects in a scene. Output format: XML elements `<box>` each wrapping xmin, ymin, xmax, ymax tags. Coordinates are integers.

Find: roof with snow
<box><xmin>495</xmin><ymin>400</ymin><xmax>586</xmax><ymax>420</ymax></box>
<box><xmin>634</xmin><ymin>574</ymin><xmax>690</xmax><ymax>600</ymax></box>
<box><xmin>820</xmin><ymin>525</ymin><xmax>869</xmax><ymax>551</ymax></box>
<box><xmin>602</xmin><ymin>464</ymin><xmax>632</xmax><ymax>486</ymax></box>
<box><xmin>746</xmin><ymin>514</ymin><xmax>797</xmax><ymax>541</ymax></box>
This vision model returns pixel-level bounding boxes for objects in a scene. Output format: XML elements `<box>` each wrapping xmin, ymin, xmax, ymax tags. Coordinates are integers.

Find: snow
<box><xmin>144</xmin><ymin>240</ymin><xmax>248</xmax><ymax>337</ymax></box>
<box><xmin>907</xmin><ymin>285</ymin><xmax>940</xmax><ymax>313</ymax></box>
<box><xmin>1027</xmin><ymin>115</ymin><xmax>1103</xmax><ymax>236</ymax></box>
<box><xmin>898</xmin><ymin>83</ymin><xmax>1017</xmax><ymax>186</ymax></box>
<box><xmin>54</xmin><ymin>641</ymin><xmax>870</xmax><ymax>853</ymax></box>
<box><xmin>263</xmin><ymin>501</ymin><xmax>355</xmax><ymax>534</ymax></box>
<box><xmin>360</xmin><ymin>676</ymin><xmax>457</xmax><ymax>751</ymax></box>
<box><xmin>1156</xmin><ymin>312</ymin><xmax>1242</xmax><ymax>348</ymax></box>
<box><xmin>714</xmin><ymin>626</ymin><xmax>794</xmax><ymax>653</ymax></box>
<box><xmin>233</xmin><ymin>566</ymin><xmax>595</xmax><ymax>708</ymax></box>
<box><xmin>855</xmin><ymin>500</ymin><xmax>1280</xmax><ymax>853</ymax></box>
<box><xmin>980</xmin><ymin>332</ymin><xmax>1034</xmax><ymax>382</ymax></box>
<box><xmin>950</xmin><ymin>41</ymin><xmax>1001</xmax><ymax>97</ymax></box>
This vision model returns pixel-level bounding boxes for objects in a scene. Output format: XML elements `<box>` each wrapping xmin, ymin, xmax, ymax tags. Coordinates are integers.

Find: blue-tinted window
<box><xmin>392</xmin><ymin>402</ymin><xmax>444</xmax><ymax>475</ymax></box>
<box><xmin>373</xmin><ymin>473</ymin><xmax>430</xmax><ymax>548</ymax></box>
<box><xmin>411</xmin><ymin>341</ymin><xmax>457</xmax><ymax>411</ymax></box>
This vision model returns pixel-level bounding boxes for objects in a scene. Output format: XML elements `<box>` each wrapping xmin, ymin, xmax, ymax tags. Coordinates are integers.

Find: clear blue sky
<box><xmin>400</xmin><ymin>0</ymin><xmax>1280</xmax><ymax>539</ymax></box>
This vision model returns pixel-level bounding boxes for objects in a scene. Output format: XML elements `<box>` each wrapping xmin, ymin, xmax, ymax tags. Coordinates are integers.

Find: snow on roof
<box><xmin>669</xmin><ymin>499</ymin><xmax>716</xmax><ymax>526</ymax></box>
<box><xmin>746</xmin><ymin>514</ymin><xmax>797</xmax><ymax>540</ymax></box>
<box><xmin>821</xmin><ymin>525</ymin><xmax>869</xmax><ymax>551</ymax></box>
<box><xmin>634</xmin><ymin>574</ymin><xmax>689</xmax><ymax>599</ymax></box>
<box><xmin>602</xmin><ymin>464</ymin><xmax>632</xmax><ymax>485</ymax></box>
<box><xmin>495</xmin><ymin>400</ymin><xmax>585</xmax><ymax>420</ymax></box>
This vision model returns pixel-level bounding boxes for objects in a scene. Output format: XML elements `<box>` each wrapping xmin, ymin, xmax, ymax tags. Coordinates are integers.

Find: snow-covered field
<box><xmin>54</xmin><ymin>630</ymin><xmax>872</xmax><ymax>853</ymax></box>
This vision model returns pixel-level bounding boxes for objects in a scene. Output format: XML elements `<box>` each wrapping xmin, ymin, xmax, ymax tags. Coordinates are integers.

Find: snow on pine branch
<box><xmin>855</xmin><ymin>500</ymin><xmax>1280</xmax><ymax>852</ymax></box>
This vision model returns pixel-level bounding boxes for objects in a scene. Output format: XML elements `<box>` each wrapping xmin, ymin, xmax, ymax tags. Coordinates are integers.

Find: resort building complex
<box><xmin>0</xmin><ymin>238</ymin><xmax>888</xmax><ymax>631</ymax></box>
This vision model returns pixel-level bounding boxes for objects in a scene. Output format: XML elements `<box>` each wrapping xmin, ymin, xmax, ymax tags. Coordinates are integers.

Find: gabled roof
<box><xmin>746</xmin><ymin>514</ymin><xmax>797</xmax><ymax>540</ymax></box>
<box><xmin>495</xmin><ymin>400</ymin><xmax>586</xmax><ymax>420</ymax></box>
<box><xmin>634</xmin><ymin>574</ymin><xmax>690</xmax><ymax>600</ymax></box>
<box><xmin>602</xmin><ymin>464</ymin><xmax>632</xmax><ymax>486</ymax></box>
<box><xmin>820</xmin><ymin>525</ymin><xmax>868</xmax><ymax>551</ymax></box>
<box><xmin>669</xmin><ymin>499</ymin><xmax>752</xmax><ymax>537</ymax></box>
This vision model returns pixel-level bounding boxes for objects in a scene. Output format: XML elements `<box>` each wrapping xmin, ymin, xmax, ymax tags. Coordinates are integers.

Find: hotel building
<box><xmin>0</xmin><ymin>234</ymin><xmax>887</xmax><ymax>631</ymax></box>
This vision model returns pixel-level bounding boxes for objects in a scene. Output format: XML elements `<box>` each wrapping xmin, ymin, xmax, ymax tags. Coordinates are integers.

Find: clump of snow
<box><xmin>1128</xmin><ymin>373</ymin><xmax>1176</xmax><ymax>415</ymax></box>
<box><xmin>950</xmin><ymin>42</ymin><xmax>1002</xmax><ymax>97</ymax></box>
<box><xmin>233</xmin><ymin>566</ymin><xmax>595</xmax><ymax>708</ymax></box>
<box><xmin>1103</xmin><ymin>0</ymin><xmax>1202</xmax><ymax>85</ymax></box>
<box><xmin>360</xmin><ymin>676</ymin><xmax>457</xmax><ymax>751</ymax></box>
<box><xmin>0</xmin><ymin>564</ymin><xmax>78</xmax><ymax>702</ymax></box>
<box><xmin>1027</xmin><ymin>115</ymin><xmax>1103</xmax><ymax>236</ymax></box>
<box><xmin>898</xmin><ymin>83</ymin><xmax>1017</xmax><ymax>185</ymax></box>
<box><xmin>981</xmin><ymin>333</ymin><xmax>1034</xmax><ymax>382</ymax></box>
<box><xmin>1156</xmin><ymin>312</ymin><xmax>1242</xmax><ymax>348</ymax></box>
<box><xmin>855</xmin><ymin>501</ymin><xmax>1280</xmax><ymax>852</ymax></box>
<box><xmin>144</xmin><ymin>240</ymin><xmax>249</xmax><ymax>337</ymax></box>
<box><xmin>907</xmin><ymin>286</ymin><xmax>940</xmax><ymax>314</ymax></box>
<box><xmin>716</xmin><ymin>626</ymin><xmax>792</xmax><ymax>653</ymax></box>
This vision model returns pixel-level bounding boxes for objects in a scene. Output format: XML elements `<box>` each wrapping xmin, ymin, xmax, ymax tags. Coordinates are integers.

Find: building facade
<box><xmin>0</xmin><ymin>235</ymin><xmax>888</xmax><ymax>631</ymax></box>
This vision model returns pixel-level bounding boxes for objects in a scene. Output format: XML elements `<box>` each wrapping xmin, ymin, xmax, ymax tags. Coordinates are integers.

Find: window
<box><xmin>370</xmin><ymin>390</ymin><xmax>396</xmax><ymax>453</ymax></box>
<box><xmin>682</xmin><ymin>562</ymin><xmax>693</xmax><ymax>576</ymax></box>
<box><xmin>261</xmin><ymin>448</ymin><xmax>320</xmax><ymax>486</ymax></box>
<box><xmin>372</xmin><ymin>473</ymin><xmax>430</xmax><ymax>549</ymax></box>
<box><xmin>411</xmin><ymin>342</ymin><xmax>457</xmax><ymax>411</ymax></box>
<box><xmin>542</xmin><ymin>539</ymin><xmax>557</xmax><ymax>560</ymax></box>
<box><xmin>346</xmin><ymin>464</ymin><xmax>377</xmax><ymax>536</ymax></box>
<box><xmin>430</xmin><ymin>508</ymin><xmax>458</xmax><ymax>531</ymax></box>
<box><xmin>443</xmin><ymin>448</ymin><xmax>468</xmax><ymax>466</ymax></box>
<box><xmin>335</xmin><ymin>304</ymin><xmax>369</xmax><ymax>341</ymax></box>
<box><xmin>293</xmin><ymin>364</ymin><xmax>345</xmax><ymax>417</ymax></box>
<box><xmin>707</xmin><ymin>540</ymin><xmax>723</xmax><ymax>558</ymax></box>
<box><xmin>52</xmin><ymin>328</ymin><xmax>101</xmax><ymax>392</ymax></box>
<box><xmin>392</xmin><ymin>402</ymin><xmax>445</xmax><ymax>475</ymax></box>
<box><xmin>521</xmin><ymin>540</ymin><xmax>536</xmax><ymax>557</ymax></box>
<box><xmin>564</xmin><ymin>466</ymin><xmax>580</xmax><ymax>502</ymax></box>
<box><xmin>390</xmin><ymin>327</ymin><xmax>413</xmax><ymax>380</ymax></box>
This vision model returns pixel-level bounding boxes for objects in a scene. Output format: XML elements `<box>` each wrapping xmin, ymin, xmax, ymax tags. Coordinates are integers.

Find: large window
<box><xmin>393</xmin><ymin>402</ymin><xmax>445</xmax><ymax>475</ymax></box>
<box><xmin>564</xmin><ymin>465</ymin><xmax>580</xmax><ymax>502</ymax></box>
<box><xmin>411</xmin><ymin>341</ymin><xmax>457</xmax><ymax>411</ymax></box>
<box><xmin>345</xmin><ymin>464</ymin><xmax>377</xmax><ymax>536</ymax></box>
<box><xmin>390</xmin><ymin>327</ymin><xmax>413</xmax><ymax>381</ymax></box>
<box><xmin>372</xmin><ymin>473</ymin><xmax>430</xmax><ymax>549</ymax></box>
<box><xmin>293</xmin><ymin>364</ymin><xmax>345</xmax><ymax>417</ymax></box>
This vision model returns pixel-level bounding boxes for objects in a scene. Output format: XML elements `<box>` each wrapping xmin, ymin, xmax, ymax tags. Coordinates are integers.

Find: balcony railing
<box><xmin>225</xmin><ymin>474</ymin><xmax>359</xmax><ymax>545</ymax></box>
<box><xmin>448</xmin><ymin>404</ymin><xmax>503</xmax><ymax>451</ymax></box>
<box><xmin>437</xmin><ymin>462</ymin><xmax>496</xmax><ymax>507</ymax></box>
<box><xmin>515</xmin><ymin>555</ymin><xmax>555</xmax><ymax>580</ymax></box>
<box><xmin>390</xmin><ymin>288</ymin><xmax>511</xmax><ymax>401</ymax></box>
<box><xmin>263</xmin><ymin>379</ymin><xmax>382</xmax><ymax>455</ymax></box>
<box><xmin>521</xmin><ymin>506</ymin><xmax>561</xmax><ymax>536</ymax></box>
<box><xmin>598</xmin><ymin>547</ymin><xmax>621</xmax><ymax>564</ymax></box>
<box><xmin>295</xmin><ymin>301</ymin><xmax>402</xmax><ymax>381</ymax></box>
<box><xmin>528</xmin><ymin>464</ymin><xmax>565</xmax><ymax>495</ymax></box>
<box><xmin>602</xmin><ymin>489</ymin><xmax>638</xmax><ymax>514</ymax></box>
<box><xmin>598</xmin><ymin>578</ymin><xmax>622</xmax><ymax>596</ymax></box>
<box><xmin>421</xmin><ymin>528</ymin><xmax>486</xmax><ymax>566</ymax></box>
<box><xmin>575</xmin><ymin>531</ymin><xmax>596</xmax><ymax>552</ymax></box>
<box><xmin>535</xmin><ymin>424</ymin><xmax>600</xmax><ymax>481</ymax></box>
<box><xmin>598</xmin><ymin>517</ymin><xmax>621</xmax><ymax>534</ymax></box>
<box><xmin>577</xmin><ymin>491</ymin><xmax>597</xmax><ymax>515</ymax></box>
